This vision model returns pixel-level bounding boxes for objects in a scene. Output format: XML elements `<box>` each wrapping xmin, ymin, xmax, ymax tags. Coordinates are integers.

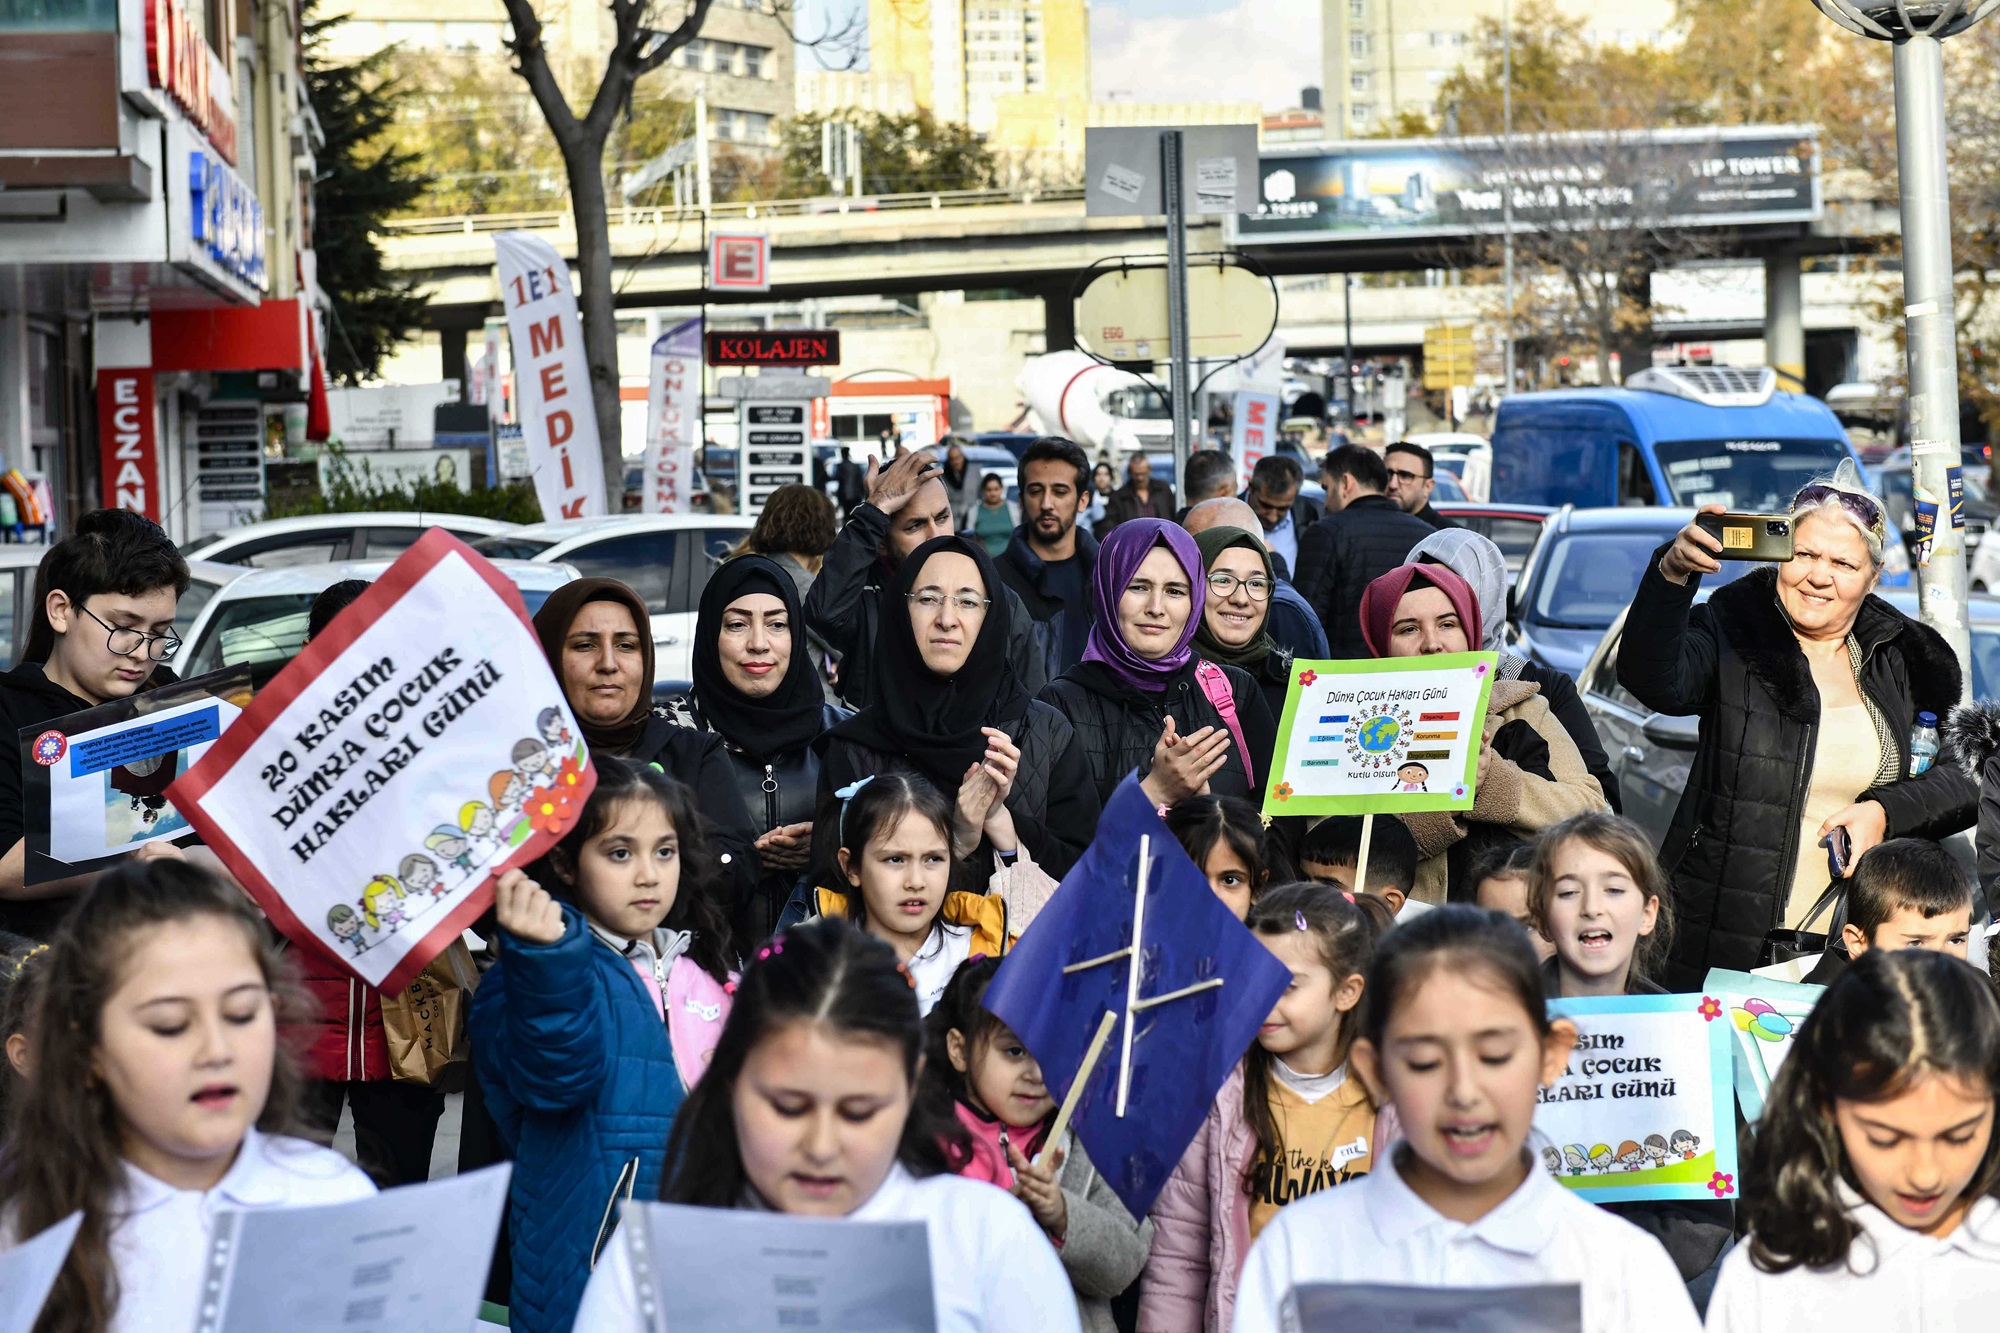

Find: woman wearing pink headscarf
<box><xmin>1360</xmin><ymin>562</ymin><xmax>1607</xmax><ymax>903</ymax></box>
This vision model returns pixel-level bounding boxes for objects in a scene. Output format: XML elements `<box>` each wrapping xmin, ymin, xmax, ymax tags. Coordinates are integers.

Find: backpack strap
<box><xmin>1192</xmin><ymin>659</ymin><xmax>1254</xmax><ymax>788</ymax></box>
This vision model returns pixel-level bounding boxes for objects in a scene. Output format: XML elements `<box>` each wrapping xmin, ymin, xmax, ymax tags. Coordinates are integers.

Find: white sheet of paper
<box><xmin>1099</xmin><ymin>162</ymin><xmax>1145</xmax><ymax>205</ymax></box>
<box><xmin>0</xmin><ymin>1212</ymin><xmax>81</xmax><ymax>1333</ymax></box>
<box><xmin>1288</xmin><ymin>1282</ymin><xmax>1582</xmax><ymax>1333</ymax></box>
<box><xmin>627</xmin><ymin>1200</ymin><xmax>937</xmax><ymax>1333</ymax></box>
<box><xmin>198</xmin><ymin>1165</ymin><xmax>510</xmax><ymax>1333</ymax></box>
<box><xmin>1194</xmin><ymin>156</ymin><xmax>1239</xmax><ymax>213</ymax></box>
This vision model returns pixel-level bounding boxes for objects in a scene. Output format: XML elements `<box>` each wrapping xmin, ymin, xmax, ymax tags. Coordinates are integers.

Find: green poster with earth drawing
<box><xmin>1261</xmin><ymin>652</ymin><xmax>1497</xmax><ymax>819</ymax></box>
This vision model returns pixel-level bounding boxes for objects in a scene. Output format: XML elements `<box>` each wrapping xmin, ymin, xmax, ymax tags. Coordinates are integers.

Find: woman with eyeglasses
<box><xmin>812</xmin><ymin>534</ymin><xmax>1100</xmax><ymax>902</ymax></box>
<box><xmin>1039</xmin><ymin>518</ymin><xmax>1276</xmax><ymax>809</ymax></box>
<box><xmin>1191</xmin><ymin>525</ymin><xmax>1294</xmax><ymax>725</ymax></box>
<box><xmin>1618</xmin><ymin>462</ymin><xmax>1977</xmax><ymax>986</ymax></box>
<box><xmin>0</xmin><ymin>510</ymin><xmax>193</xmax><ymax>935</ymax></box>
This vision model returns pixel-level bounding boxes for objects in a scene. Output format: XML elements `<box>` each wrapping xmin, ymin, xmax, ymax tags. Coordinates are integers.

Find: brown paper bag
<box><xmin>380</xmin><ymin>939</ymin><xmax>478</xmax><ymax>1085</ymax></box>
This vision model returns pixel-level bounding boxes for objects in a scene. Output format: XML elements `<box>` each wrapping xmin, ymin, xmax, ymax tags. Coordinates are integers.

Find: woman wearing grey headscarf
<box><xmin>1410</xmin><ymin>526</ymin><xmax>1621</xmax><ymax>812</ymax></box>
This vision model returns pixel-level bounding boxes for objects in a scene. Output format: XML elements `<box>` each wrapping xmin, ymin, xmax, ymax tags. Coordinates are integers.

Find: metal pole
<box><xmin>1161</xmin><ymin>130</ymin><xmax>1193</xmax><ymax>481</ymax></box>
<box><xmin>1895</xmin><ymin>33</ymin><xmax>1972</xmax><ymax>690</ymax></box>
<box><xmin>1501</xmin><ymin>0</ymin><xmax>1515</xmax><ymax>398</ymax></box>
<box><xmin>1343</xmin><ymin>273</ymin><xmax>1354</xmax><ymax>434</ymax></box>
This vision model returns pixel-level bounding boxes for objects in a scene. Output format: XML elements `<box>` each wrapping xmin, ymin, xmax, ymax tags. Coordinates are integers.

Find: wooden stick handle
<box><xmin>1354</xmin><ymin>812</ymin><xmax>1374</xmax><ymax>899</ymax></box>
<box><xmin>1042</xmin><ymin>1009</ymin><xmax>1119</xmax><ymax>1160</ymax></box>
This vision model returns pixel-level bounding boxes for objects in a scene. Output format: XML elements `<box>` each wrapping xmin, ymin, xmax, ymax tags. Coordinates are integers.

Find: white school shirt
<box><xmin>1231</xmin><ymin>1143</ymin><xmax>1699</xmax><ymax>1333</ymax></box>
<box><xmin>572</xmin><ymin>1163</ymin><xmax>1081</xmax><ymax>1333</ymax></box>
<box><xmin>1706</xmin><ymin>1190</ymin><xmax>2000</xmax><ymax>1332</ymax></box>
<box><xmin>109</xmin><ymin>1129</ymin><xmax>375</xmax><ymax>1333</ymax></box>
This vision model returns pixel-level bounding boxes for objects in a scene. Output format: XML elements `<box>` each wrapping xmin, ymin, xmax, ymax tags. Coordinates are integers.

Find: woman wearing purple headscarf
<box><xmin>1038</xmin><ymin>518</ymin><xmax>1276</xmax><ymax>806</ymax></box>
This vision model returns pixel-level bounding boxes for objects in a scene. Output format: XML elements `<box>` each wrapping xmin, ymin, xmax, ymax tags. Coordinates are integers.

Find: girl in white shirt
<box><xmin>0</xmin><ymin>858</ymin><xmax>372</xmax><ymax>1332</ymax></box>
<box><xmin>1707</xmin><ymin>947</ymin><xmax>2000</xmax><ymax>1331</ymax></box>
<box><xmin>575</xmin><ymin>915</ymin><xmax>1079</xmax><ymax>1331</ymax></box>
<box><xmin>1232</xmin><ymin>904</ymin><xmax>1699</xmax><ymax>1333</ymax></box>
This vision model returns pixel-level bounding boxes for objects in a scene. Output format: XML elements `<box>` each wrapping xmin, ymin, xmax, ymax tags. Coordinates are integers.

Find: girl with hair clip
<box><xmin>574</xmin><ymin>918</ymin><xmax>1081</xmax><ymax>1332</ymax></box>
<box><xmin>0</xmin><ymin>861</ymin><xmax>373</xmax><ymax>1333</ymax></box>
<box><xmin>1</xmin><ymin>936</ymin><xmax>48</xmax><ymax>1126</ymax></box>
<box><xmin>469</xmin><ymin>757</ymin><xmax>735</xmax><ymax>1333</ymax></box>
<box><xmin>1232</xmin><ymin>905</ymin><xmax>1699</xmax><ymax>1333</ymax></box>
<box><xmin>1140</xmin><ymin>883</ymin><xmax>1386</xmax><ymax>1333</ymax></box>
<box><xmin>921</xmin><ymin>956</ymin><xmax>1154</xmax><ymax>1333</ymax></box>
<box><xmin>792</xmin><ymin>771</ymin><xmax>1054</xmax><ymax>1015</ymax></box>
<box><xmin>1707</xmin><ymin>948</ymin><xmax>2000</xmax><ymax>1329</ymax></box>
<box><xmin>1164</xmin><ymin>794</ymin><xmax>1282</xmax><ymax>922</ymax></box>
<box><xmin>1529</xmin><ymin>813</ymin><xmax>1676</xmax><ymax>999</ymax></box>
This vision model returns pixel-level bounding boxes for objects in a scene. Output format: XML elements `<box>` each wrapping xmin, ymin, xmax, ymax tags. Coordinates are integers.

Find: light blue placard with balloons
<box><xmin>1701</xmin><ymin>968</ymin><xmax>1827</xmax><ymax>1122</ymax></box>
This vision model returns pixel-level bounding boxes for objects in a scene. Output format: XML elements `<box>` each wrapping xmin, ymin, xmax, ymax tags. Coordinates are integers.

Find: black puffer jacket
<box><xmin>1944</xmin><ymin>700</ymin><xmax>2000</xmax><ymax>915</ymax></box>
<box><xmin>813</xmin><ymin>699</ymin><xmax>1100</xmax><ymax>895</ymax></box>
<box><xmin>1039</xmin><ymin>659</ymin><xmax>1276</xmax><ymax>806</ymax></box>
<box><xmin>626</xmin><ymin>716</ymin><xmax>763</xmax><ymax>910</ymax></box>
<box><xmin>804</xmin><ymin>503</ymin><xmax>1046</xmax><ymax>708</ymax></box>
<box><xmin>1292</xmin><ymin>495</ymin><xmax>1436</xmax><ymax>658</ymax></box>
<box><xmin>1617</xmin><ymin>555</ymin><xmax>1976</xmax><ymax>986</ymax></box>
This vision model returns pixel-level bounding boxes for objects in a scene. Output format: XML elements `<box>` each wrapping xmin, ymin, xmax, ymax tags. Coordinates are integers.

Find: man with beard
<box><xmin>804</xmin><ymin>446</ymin><xmax>1044</xmax><ymax>707</ymax></box>
<box><xmin>995</xmin><ymin>435</ymin><xmax>1099</xmax><ymax>680</ymax></box>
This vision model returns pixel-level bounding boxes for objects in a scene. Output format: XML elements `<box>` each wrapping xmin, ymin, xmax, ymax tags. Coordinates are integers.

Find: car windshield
<box><xmin>1533</xmin><ymin>531</ymin><xmax>1750</xmax><ymax>629</ymax></box>
<box><xmin>473</xmin><ymin>536</ymin><xmax>556</xmax><ymax>560</ymax></box>
<box><xmin>185</xmin><ymin>585</ymin><xmax>561</xmax><ymax>682</ymax></box>
<box><xmin>1653</xmin><ymin>437</ymin><xmax>1852</xmax><ymax>512</ymax></box>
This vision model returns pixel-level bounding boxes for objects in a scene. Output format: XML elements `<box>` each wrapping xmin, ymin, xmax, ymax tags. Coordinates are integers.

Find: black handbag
<box><xmin>1759</xmin><ymin>879</ymin><xmax>1847</xmax><ymax>968</ymax></box>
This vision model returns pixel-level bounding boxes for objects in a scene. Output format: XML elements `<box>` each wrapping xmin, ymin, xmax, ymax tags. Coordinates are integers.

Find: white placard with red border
<box><xmin>168</xmin><ymin>531</ymin><xmax>596</xmax><ymax>993</ymax></box>
<box><xmin>709</xmin><ymin>232</ymin><xmax>770</xmax><ymax>291</ymax></box>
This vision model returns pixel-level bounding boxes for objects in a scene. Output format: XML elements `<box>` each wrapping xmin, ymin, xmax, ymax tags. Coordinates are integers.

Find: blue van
<box><xmin>1489</xmin><ymin>368</ymin><xmax>1862</xmax><ymax>514</ymax></box>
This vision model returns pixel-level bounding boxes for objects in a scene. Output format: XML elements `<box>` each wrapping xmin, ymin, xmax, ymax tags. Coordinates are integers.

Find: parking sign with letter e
<box><xmin>709</xmin><ymin>233</ymin><xmax>769</xmax><ymax>292</ymax></box>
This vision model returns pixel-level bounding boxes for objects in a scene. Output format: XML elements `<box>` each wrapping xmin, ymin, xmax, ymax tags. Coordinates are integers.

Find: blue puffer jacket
<box><xmin>470</xmin><ymin>904</ymin><xmax>686</xmax><ymax>1333</ymax></box>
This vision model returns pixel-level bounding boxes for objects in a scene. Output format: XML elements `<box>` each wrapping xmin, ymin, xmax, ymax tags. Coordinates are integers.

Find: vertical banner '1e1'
<box><xmin>644</xmin><ymin>317</ymin><xmax>703</xmax><ymax>514</ymax></box>
<box><xmin>494</xmin><ymin>232</ymin><xmax>606</xmax><ymax>521</ymax></box>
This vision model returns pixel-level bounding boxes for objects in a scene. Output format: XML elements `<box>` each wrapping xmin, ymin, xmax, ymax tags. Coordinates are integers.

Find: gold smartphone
<box><xmin>1696</xmin><ymin>512</ymin><xmax>1794</xmax><ymax>561</ymax></box>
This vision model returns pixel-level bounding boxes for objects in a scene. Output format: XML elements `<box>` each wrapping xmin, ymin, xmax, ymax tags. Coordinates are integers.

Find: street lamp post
<box><xmin>1808</xmin><ymin>0</ymin><xmax>1996</xmax><ymax>691</ymax></box>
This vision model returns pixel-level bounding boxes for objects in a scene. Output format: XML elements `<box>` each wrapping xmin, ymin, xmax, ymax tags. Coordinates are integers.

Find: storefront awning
<box><xmin>151</xmin><ymin>297</ymin><xmax>306</xmax><ymax>375</ymax></box>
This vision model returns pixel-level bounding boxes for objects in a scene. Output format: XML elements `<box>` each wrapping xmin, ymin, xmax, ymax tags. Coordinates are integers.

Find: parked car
<box><xmin>1429</xmin><ymin>503</ymin><xmax>1555</xmax><ymax>577</ymax></box>
<box><xmin>0</xmin><ymin>548</ymin><xmax>244</xmax><ymax>667</ymax></box>
<box><xmin>177</xmin><ymin>559</ymin><xmax>576</xmax><ymax>689</ymax></box>
<box><xmin>183</xmin><ymin>513</ymin><xmax>521</xmax><ymax>569</ymax></box>
<box><xmin>1507</xmin><ymin>504</ymin><xmax>1914</xmax><ymax>681</ymax></box>
<box><xmin>472</xmin><ymin>515</ymin><xmax>753</xmax><ymax>680</ymax></box>
<box><xmin>1403</xmin><ymin>432</ymin><xmax>1492</xmax><ymax>498</ymax></box>
<box><xmin>1577</xmin><ymin>587</ymin><xmax>2000</xmax><ymax>882</ymax></box>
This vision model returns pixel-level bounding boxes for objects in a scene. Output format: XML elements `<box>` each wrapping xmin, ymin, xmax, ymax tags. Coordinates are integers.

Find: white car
<box><xmin>182</xmin><ymin>512</ymin><xmax>521</xmax><ymax>569</ymax></box>
<box><xmin>472</xmin><ymin>515</ymin><xmax>756</xmax><ymax>682</ymax></box>
<box><xmin>1402</xmin><ymin>431</ymin><xmax>1492</xmax><ymax>501</ymax></box>
<box><xmin>0</xmin><ymin>547</ymin><xmax>244</xmax><ymax>666</ymax></box>
<box><xmin>176</xmin><ymin>558</ymin><xmax>576</xmax><ymax>687</ymax></box>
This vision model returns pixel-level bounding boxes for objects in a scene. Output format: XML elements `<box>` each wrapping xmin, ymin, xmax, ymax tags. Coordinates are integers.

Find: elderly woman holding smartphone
<box><xmin>1617</xmin><ymin>462</ymin><xmax>1976</xmax><ymax>986</ymax></box>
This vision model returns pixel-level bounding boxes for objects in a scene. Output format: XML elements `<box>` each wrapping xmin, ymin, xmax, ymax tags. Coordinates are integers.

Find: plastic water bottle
<box><xmin>1910</xmin><ymin>711</ymin><xmax>1940</xmax><ymax>777</ymax></box>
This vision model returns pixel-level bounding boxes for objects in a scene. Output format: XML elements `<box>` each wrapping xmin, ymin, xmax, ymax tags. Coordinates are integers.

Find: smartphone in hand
<box><xmin>1696</xmin><ymin>512</ymin><xmax>1794</xmax><ymax>561</ymax></box>
<box><xmin>1823</xmin><ymin>826</ymin><xmax>1852</xmax><ymax>879</ymax></box>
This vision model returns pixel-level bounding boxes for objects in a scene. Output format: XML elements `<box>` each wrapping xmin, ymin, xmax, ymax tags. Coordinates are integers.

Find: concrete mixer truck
<box><xmin>1015</xmin><ymin>351</ymin><xmax>1176</xmax><ymax>459</ymax></box>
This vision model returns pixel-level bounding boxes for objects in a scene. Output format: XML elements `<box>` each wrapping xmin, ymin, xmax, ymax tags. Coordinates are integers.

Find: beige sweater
<box><xmin>1398</xmin><ymin>679</ymin><xmax>1610</xmax><ymax>903</ymax></box>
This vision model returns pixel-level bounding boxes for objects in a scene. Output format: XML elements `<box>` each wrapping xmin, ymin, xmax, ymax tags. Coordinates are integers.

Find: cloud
<box><xmin>1091</xmin><ymin>0</ymin><xmax>1322</xmax><ymax>112</ymax></box>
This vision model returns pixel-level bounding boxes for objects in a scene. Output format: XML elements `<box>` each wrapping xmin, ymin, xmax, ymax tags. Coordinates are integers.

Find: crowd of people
<box><xmin>0</xmin><ymin>433</ymin><xmax>1998</xmax><ymax>1332</ymax></box>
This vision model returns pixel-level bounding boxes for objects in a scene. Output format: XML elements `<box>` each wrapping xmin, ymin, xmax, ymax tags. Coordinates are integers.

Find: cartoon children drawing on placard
<box><xmin>1390</xmin><ymin>761</ymin><xmax>1428</xmax><ymax>793</ymax></box>
<box><xmin>427</xmin><ymin>824</ymin><xmax>474</xmax><ymax>873</ymax></box>
<box><xmin>1643</xmin><ymin>1134</ymin><xmax>1671</xmax><ymax>1168</ymax></box>
<box><xmin>1542</xmin><ymin>1146</ymin><xmax>1562</xmax><ymax>1175</ymax></box>
<box><xmin>512</xmin><ymin>737</ymin><xmax>556</xmax><ymax>784</ymax></box>
<box><xmin>1564</xmin><ymin>1145</ymin><xmax>1590</xmax><ymax>1176</ymax></box>
<box><xmin>1589</xmin><ymin>1144</ymin><xmax>1614</xmax><ymax>1173</ymax></box>
<box><xmin>461</xmin><ymin>801</ymin><xmax>501</xmax><ymax>858</ymax></box>
<box><xmin>1615</xmin><ymin>1141</ymin><xmax>1647</xmax><ymax>1171</ymax></box>
<box><xmin>400</xmin><ymin>853</ymin><xmax>444</xmax><ymax>900</ymax></box>
<box><xmin>360</xmin><ymin>874</ymin><xmax>407</xmax><ymax>931</ymax></box>
<box><xmin>327</xmin><ymin>904</ymin><xmax>368</xmax><ymax>956</ymax></box>
<box><xmin>537</xmin><ymin>706</ymin><xmax>571</xmax><ymax>751</ymax></box>
<box><xmin>1671</xmin><ymin>1129</ymin><xmax>1702</xmax><ymax>1161</ymax></box>
<box><xmin>489</xmin><ymin>768</ymin><xmax>529</xmax><ymax>817</ymax></box>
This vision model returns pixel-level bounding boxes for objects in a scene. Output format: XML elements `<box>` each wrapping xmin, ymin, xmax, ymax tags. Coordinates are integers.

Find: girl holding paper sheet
<box><xmin>1231</xmin><ymin>905</ymin><xmax>1700</xmax><ymax>1333</ymax></box>
<box><xmin>922</xmin><ymin>955</ymin><xmax>1154</xmax><ymax>1333</ymax></box>
<box><xmin>575</xmin><ymin>918</ymin><xmax>1082</xmax><ymax>1333</ymax></box>
<box><xmin>0</xmin><ymin>859</ymin><xmax>374</xmax><ymax>1333</ymax></box>
<box><xmin>1139</xmin><ymin>883</ymin><xmax>1384</xmax><ymax>1333</ymax></box>
<box><xmin>470</xmin><ymin>757</ymin><xmax>736</xmax><ymax>1333</ymax></box>
<box><xmin>1360</xmin><ymin>563</ymin><xmax>1607</xmax><ymax>905</ymax></box>
<box><xmin>1708</xmin><ymin>949</ymin><xmax>2000</xmax><ymax>1331</ymax></box>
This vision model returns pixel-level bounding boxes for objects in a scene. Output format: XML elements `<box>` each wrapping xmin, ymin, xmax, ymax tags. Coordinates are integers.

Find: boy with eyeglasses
<box><xmin>0</xmin><ymin>509</ymin><xmax>190</xmax><ymax>932</ymax></box>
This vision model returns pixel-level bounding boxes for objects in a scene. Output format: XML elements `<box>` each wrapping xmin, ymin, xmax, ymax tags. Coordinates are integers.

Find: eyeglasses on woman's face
<box><xmin>79</xmin><ymin>604</ymin><xmax>180</xmax><ymax>661</ymax></box>
<box><xmin>1205</xmin><ymin>571</ymin><xmax>1272</xmax><ymax>602</ymax></box>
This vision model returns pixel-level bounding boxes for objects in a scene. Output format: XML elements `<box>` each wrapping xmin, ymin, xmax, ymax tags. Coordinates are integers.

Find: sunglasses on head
<box><xmin>1792</xmin><ymin>484</ymin><xmax>1885</xmax><ymax>535</ymax></box>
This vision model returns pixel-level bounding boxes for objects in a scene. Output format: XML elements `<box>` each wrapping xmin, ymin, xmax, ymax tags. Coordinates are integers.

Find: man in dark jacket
<box><xmin>1173</xmin><ymin>448</ymin><xmax>1238</xmax><ymax>519</ymax></box>
<box><xmin>1097</xmin><ymin>453</ymin><xmax>1177</xmax><ymax>536</ymax></box>
<box><xmin>1243</xmin><ymin>454</ymin><xmax>1320</xmax><ymax>578</ymax></box>
<box><xmin>805</xmin><ymin>448</ymin><xmax>1045</xmax><ymax>708</ymax></box>
<box><xmin>1385</xmin><ymin>441</ymin><xmax>1458</xmax><ymax>530</ymax></box>
<box><xmin>1294</xmin><ymin>444</ymin><xmax>1435</xmax><ymax>658</ymax></box>
<box><xmin>996</xmin><ymin>436</ymin><xmax>1098</xmax><ymax>680</ymax></box>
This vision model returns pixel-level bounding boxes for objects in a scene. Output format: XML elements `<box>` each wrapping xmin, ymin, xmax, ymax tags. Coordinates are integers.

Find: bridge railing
<box><xmin>382</xmin><ymin>184</ymin><xmax>1090</xmax><ymax>237</ymax></box>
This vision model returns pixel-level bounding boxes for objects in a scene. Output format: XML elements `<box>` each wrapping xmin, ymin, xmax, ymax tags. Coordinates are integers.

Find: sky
<box><xmin>793</xmin><ymin>0</ymin><xmax>1325</xmax><ymax>113</ymax></box>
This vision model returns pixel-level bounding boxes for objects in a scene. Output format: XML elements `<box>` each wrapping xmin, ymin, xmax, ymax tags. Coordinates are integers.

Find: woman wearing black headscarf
<box><xmin>531</xmin><ymin>577</ymin><xmax>761</xmax><ymax>909</ymax></box>
<box><xmin>815</xmin><ymin>534</ymin><xmax>1100</xmax><ymax>894</ymax></box>
<box><xmin>664</xmin><ymin>556</ymin><xmax>848</xmax><ymax>939</ymax></box>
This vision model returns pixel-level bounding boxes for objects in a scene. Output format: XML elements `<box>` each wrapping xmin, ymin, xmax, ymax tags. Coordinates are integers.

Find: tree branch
<box><xmin>500</xmin><ymin>0</ymin><xmax>580</xmax><ymax>144</ymax></box>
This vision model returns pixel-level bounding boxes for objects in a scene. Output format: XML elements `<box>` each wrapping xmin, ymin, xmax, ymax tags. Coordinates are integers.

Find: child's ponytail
<box><xmin>1239</xmin><ymin>882</ymin><xmax>1385</xmax><ymax>1195</ymax></box>
<box><xmin>1744</xmin><ymin>948</ymin><xmax>2000</xmax><ymax>1274</ymax></box>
